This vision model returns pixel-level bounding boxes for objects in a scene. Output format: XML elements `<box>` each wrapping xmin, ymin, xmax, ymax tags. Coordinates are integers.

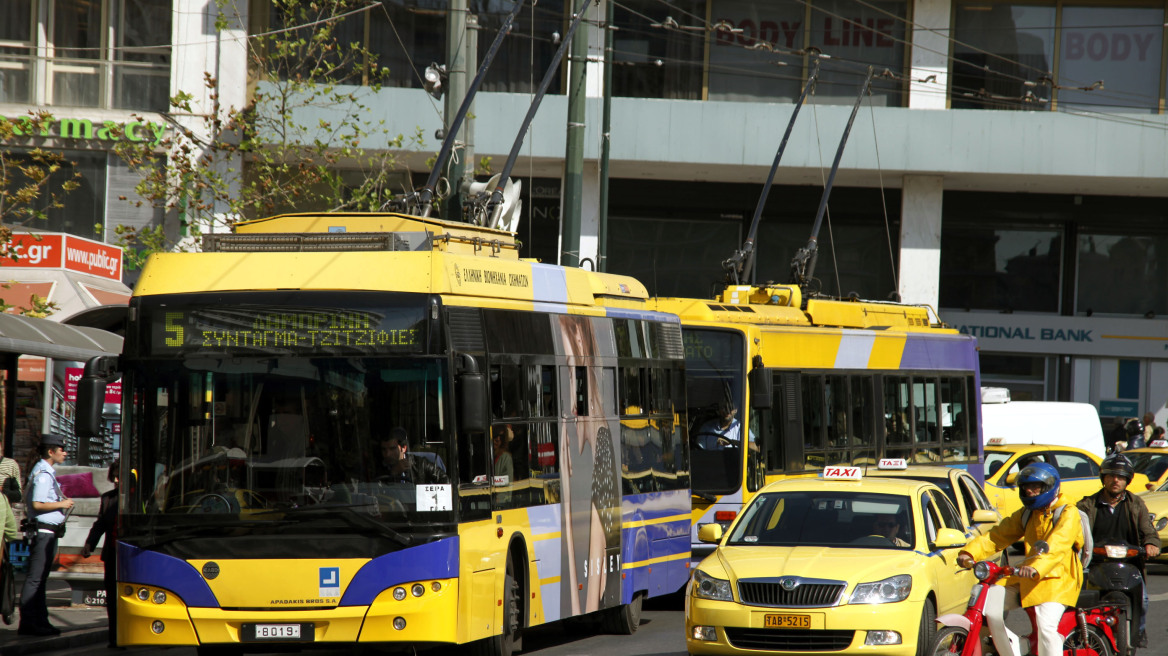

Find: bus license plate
<box><xmin>254</xmin><ymin>624</ymin><xmax>301</xmax><ymax>639</ymax></box>
<box><xmin>764</xmin><ymin>614</ymin><xmax>810</xmax><ymax>629</ymax></box>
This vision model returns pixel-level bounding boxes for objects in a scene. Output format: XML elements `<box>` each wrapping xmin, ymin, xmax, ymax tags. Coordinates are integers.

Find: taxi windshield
<box><xmin>727</xmin><ymin>491</ymin><xmax>915</xmax><ymax>549</ymax></box>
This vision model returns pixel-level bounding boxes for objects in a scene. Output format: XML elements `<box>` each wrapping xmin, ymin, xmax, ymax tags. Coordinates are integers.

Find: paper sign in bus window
<box><xmin>418</xmin><ymin>484</ymin><xmax>452</xmax><ymax>511</ymax></box>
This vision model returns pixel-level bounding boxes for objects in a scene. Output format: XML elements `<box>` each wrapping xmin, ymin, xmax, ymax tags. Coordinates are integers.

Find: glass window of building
<box><xmin>612</xmin><ymin>0</ymin><xmax>704</xmax><ymax>100</ymax></box>
<box><xmin>940</xmin><ymin>222</ymin><xmax>1062</xmax><ymax>313</ymax></box>
<box><xmin>9</xmin><ymin>0</ymin><xmax>171</xmax><ymax>110</ymax></box>
<box><xmin>708</xmin><ymin>0</ymin><xmax>907</xmax><ymax>105</ymax></box>
<box><xmin>951</xmin><ymin>3</ymin><xmax>1055</xmax><ymax>110</ymax></box>
<box><xmin>0</xmin><ymin>3</ymin><xmax>35</xmax><ymax>104</ymax></box>
<box><xmin>1077</xmin><ymin>231</ymin><xmax>1168</xmax><ymax>316</ymax></box>
<box><xmin>951</xmin><ymin>2</ymin><xmax>1165</xmax><ymax>113</ymax></box>
<box><xmin>1057</xmin><ymin>6</ymin><xmax>1163</xmax><ymax>114</ymax></box>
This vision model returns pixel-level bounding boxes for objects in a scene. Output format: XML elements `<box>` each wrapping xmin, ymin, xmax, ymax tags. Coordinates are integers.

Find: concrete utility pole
<box><xmin>560</xmin><ymin>3</ymin><xmax>589</xmax><ymax>267</ymax></box>
<box><xmin>442</xmin><ymin>0</ymin><xmax>476</xmax><ymax>222</ymax></box>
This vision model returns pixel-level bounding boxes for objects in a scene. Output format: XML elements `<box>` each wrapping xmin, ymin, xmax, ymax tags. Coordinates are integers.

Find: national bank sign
<box><xmin>940</xmin><ymin>310</ymin><xmax>1168</xmax><ymax>359</ymax></box>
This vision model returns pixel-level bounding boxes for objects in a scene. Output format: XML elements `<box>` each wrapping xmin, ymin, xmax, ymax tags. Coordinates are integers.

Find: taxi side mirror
<box><xmin>1005</xmin><ymin>472</ymin><xmax>1018</xmax><ymax>486</ymax></box>
<box><xmin>698</xmin><ymin>523</ymin><xmax>724</xmax><ymax>544</ymax></box>
<box><xmin>933</xmin><ymin>527</ymin><xmax>966</xmax><ymax>549</ymax></box>
<box><xmin>971</xmin><ymin>509</ymin><xmax>999</xmax><ymax>524</ymax></box>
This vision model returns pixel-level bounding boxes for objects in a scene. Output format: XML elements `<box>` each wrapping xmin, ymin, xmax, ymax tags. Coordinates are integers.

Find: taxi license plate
<box><xmin>764</xmin><ymin>614</ymin><xmax>810</xmax><ymax>629</ymax></box>
<box><xmin>242</xmin><ymin>623</ymin><xmax>313</xmax><ymax>641</ymax></box>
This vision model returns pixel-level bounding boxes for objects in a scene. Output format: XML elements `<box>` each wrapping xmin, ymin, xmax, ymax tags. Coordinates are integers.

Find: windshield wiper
<box><xmin>136</xmin><ymin>519</ymin><xmax>294</xmax><ymax>548</ymax></box>
<box><xmin>254</xmin><ymin>506</ymin><xmax>411</xmax><ymax>546</ymax></box>
<box><xmin>693</xmin><ymin>492</ymin><xmax>718</xmax><ymax>503</ymax></box>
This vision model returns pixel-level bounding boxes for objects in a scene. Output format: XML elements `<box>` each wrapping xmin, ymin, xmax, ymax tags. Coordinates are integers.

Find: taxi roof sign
<box><xmin>822</xmin><ymin>466</ymin><xmax>862</xmax><ymax>480</ymax></box>
<box><xmin>986</xmin><ymin>437</ymin><xmax>1005</xmax><ymax>445</ymax></box>
<box><xmin>878</xmin><ymin>458</ymin><xmax>908</xmax><ymax>470</ymax></box>
<box><xmin>1151</xmin><ymin>440</ymin><xmax>1168</xmax><ymax>448</ymax></box>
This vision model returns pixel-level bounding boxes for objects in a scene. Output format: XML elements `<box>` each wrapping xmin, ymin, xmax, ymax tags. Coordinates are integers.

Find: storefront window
<box><xmin>1057</xmin><ymin>6</ymin><xmax>1163</xmax><ymax>114</ymax></box>
<box><xmin>1077</xmin><ymin>232</ymin><xmax>1168</xmax><ymax>315</ymax></box>
<box><xmin>940</xmin><ymin>223</ymin><xmax>1062</xmax><ymax>313</ymax></box>
<box><xmin>113</xmin><ymin>0</ymin><xmax>172</xmax><ymax>110</ymax></box>
<box><xmin>951</xmin><ymin>3</ymin><xmax>1054</xmax><ymax>110</ymax></box>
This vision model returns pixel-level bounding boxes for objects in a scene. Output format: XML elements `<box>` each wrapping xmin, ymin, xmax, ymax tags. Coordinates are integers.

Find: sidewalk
<box><xmin>0</xmin><ymin>580</ymin><xmax>108</xmax><ymax>655</ymax></box>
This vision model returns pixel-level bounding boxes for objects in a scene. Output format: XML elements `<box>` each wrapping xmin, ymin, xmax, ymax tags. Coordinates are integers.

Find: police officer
<box><xmin>1076</xmin><ymin>453</ymin><xmax>1161</xmax><ymax>648</ymax></box>
<box><xmin>18</xmin><ymin>433</ymin><xmax>73</xmax><ymax>636</ymax></box>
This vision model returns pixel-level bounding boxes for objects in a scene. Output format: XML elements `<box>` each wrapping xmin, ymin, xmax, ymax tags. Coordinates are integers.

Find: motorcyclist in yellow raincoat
<box><xmin>956</xmin><ymin>462</ymin><xmax>1083</xmax><ymax>656</ymax></box>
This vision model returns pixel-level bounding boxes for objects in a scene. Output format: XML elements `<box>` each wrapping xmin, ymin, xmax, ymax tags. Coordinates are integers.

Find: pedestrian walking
<box><xmin>82</xmin><ymin>459</ymin><xmax>119</xmax><ymax>647</ymax></box>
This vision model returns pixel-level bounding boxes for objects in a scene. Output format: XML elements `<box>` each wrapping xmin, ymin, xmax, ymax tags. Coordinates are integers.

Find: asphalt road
<box><xmin>41</xmin><ymin>562</ymin><xmax>1168</xmax><ymax>656</ymax></box>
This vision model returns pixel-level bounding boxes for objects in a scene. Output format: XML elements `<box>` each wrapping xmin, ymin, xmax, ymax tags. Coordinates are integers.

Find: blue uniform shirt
<box><xmin>28</xmin><ymin>459</ymin><xmax>65</xmax><ymax>526</ymax></box>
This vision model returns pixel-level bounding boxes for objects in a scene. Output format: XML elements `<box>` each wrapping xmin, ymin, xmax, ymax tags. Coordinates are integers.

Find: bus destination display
<box><xmin>150</xmin><ymin>306</ymin><xmax>427</xmax><ymax>355</ymax></box>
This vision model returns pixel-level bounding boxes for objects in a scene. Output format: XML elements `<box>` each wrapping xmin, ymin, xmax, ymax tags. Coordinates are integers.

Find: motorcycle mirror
<box><xmin>1031</xmin><ymin>541</ymin><xmax>1049</xmax><ymax>556</ymax></box>
<box><xmin>1155</xmin><ymin>517</ymin><xmax>1168</xmax><ymax>531</ymax></box>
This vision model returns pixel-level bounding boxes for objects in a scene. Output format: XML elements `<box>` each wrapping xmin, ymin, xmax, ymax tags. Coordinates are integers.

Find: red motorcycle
<box><xmin>930</xmin><ymin>542</ymin><xmax>1121</xmax><ymax>656</ymax></box>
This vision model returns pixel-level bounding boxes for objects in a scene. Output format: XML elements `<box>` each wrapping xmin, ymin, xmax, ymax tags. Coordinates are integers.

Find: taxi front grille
<box><xmin>738</xmin><ymin>580</ymin><xmax>845</xmax><ymax>607</ymax></box>
<box><xmin>725</xmin><ymin>628</ymin><xmax>854</xmax><ymax>651</ymax></box>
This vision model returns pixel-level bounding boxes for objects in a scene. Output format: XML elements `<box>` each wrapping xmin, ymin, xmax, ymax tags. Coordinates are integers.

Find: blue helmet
<box><xmin>1018</xmin><ymin>462</ymin><xmax>1060</xmax><ymax>509</ymax></box>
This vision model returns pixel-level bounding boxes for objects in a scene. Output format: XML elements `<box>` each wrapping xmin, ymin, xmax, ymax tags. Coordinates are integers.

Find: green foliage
<box><xmin>114</xmin><ymin>0</ymin><xmax>422</xmax><ymax>259</ymax></box>
<box><xmin>0</xmin><ymin>111</ymin><xmax>84</xmax><ymax>262</ymax></box>
<box><xmin>0</xmin><ymin>283</ymin><xmax>60</xmax><ymax>318</ymax></box>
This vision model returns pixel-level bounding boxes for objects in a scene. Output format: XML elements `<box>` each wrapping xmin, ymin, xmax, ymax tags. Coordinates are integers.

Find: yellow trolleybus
<box><xmin>652</xmin><ymin>284</ymin><xmax>981</xmax><ymax>563</ymax></box>
<box><xmin>76</xmin><ymin>213</ymin><xmax>691</xmax><ymax>653</ymax></box>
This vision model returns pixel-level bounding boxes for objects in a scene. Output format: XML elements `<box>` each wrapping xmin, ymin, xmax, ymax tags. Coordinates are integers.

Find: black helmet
<box><xmin>1100</xmin><ymin>453</ymin><xmax>1135</xmax><ymax>484</ymax></box>
<box><xmin>1125</xmin><ymin>418</ymin><xmax>1143</xmax><ymax>437</ymax></box>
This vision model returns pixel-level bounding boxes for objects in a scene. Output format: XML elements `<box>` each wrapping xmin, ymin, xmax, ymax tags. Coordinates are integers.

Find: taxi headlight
<box><xmin>692</xmin><ymin>569</ymin><xmax>733</xmax><ymax>602</ymax></box>
<box><xmin>848</xmin><ymin>574</ymin><xmax>911</xmax><ymax>604</ymax></box>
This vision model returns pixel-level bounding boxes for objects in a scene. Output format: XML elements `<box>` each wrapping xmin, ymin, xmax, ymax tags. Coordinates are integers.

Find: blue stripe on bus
<box><xmin>899</xmin><ymin>334</ymin><xmax>979</xmax><ymax>371</ymax></box>
<box><xmin>604</xmin><ymin>307</ymin><xmax>681</xmax><ymax>324</ymax></box>
<box><xmin>531</xmin><ymin>263</ymin><xmax>569</xmax><ymax>303</ymax></box>
<box><xmin>118</xmin><ymin>542</ymin><xmax>218</xmax><ymax>607</ymax></box>
<box><xmin>339</xmin><ymin>537</ymin><xmax>459</xmax><ymax>606</ymax></box>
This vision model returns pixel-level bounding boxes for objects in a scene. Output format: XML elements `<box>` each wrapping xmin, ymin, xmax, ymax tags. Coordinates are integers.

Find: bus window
<box><xmin>883</xmin><ymin>376</ymin><xmax>912</xmax><ymax>453</ymax></box>
<box><xmin>527</xmin><ymin>421</ymin><xmax>560</xmax><ymax>504</ymax></box>
<box><xmin>914</xmin><ymin>379</ymin><xmax>938</xmax><ymax>444</ymax></box>
<box><xmin>621</xmin><ymin>367</ymin><xmax>644</xmax><ymax>413</ymax></box>
<box><xmin>540</xmin><ymin>365</ymin><xmax>556</xmax><ymax>417</ymax></box>
<box><xmin>941</xmin><ymin>377</ymin><xmax>970</xmax><ymax>461</ymax></box>
<box><xmin>802</xmin><ymin>374</ymin><xmax>826</xmax><ymax>458</ymax></box>
<box><xmin>851</xmin><ymin>376</ymin><xmax>874</xmax><ymax>452</ymax></box>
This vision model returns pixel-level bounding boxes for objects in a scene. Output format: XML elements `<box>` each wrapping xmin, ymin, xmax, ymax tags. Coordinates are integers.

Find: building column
<box><xmin>898</xmin><ymin>175</ymin><xmax>944</xmax><ymax>308</ymax></box>
<box><xmin>908</xmin><ymin>0</ymin><xmax>951</xmax><ymax>109</ymax></box>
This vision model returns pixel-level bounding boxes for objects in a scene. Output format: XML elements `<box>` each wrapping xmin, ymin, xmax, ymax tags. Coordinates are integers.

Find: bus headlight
<box><xmin>412</xmin><ymin>583</ymin><xmax>425</xmax><ymax>597</ymax></box>
<box><xmin>393</xmin><ymin>587</ymin><xmax>406</xmax><ymax>601</ymax></box>
<box><xmin>137</xmin><ymin>588</ymin><xmax>150</xmax><ymax>601</ymax></box>
<box><xmin>153</xmin><ymin>590</ymin><xmax>167</xmax><ymax>604</ymax></box>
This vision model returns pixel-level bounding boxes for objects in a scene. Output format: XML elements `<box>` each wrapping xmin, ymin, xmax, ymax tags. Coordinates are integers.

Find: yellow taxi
<box><xmin>1124</xmin><ymin>439</ymin><xmax>1168</xmax><ymax>492</ymax></box>
<box><xmin>1143</xmin><ymin>477</ymin><xmax>1168</xmax><ymax>562</ymax></box>
<box><xmin>865</xmin><ymin>460</ymin><xmax>1001</xmax><ymax>537</ymax></box>
<box><xmin>685</xmin><ymin>466</ymin><xmax>977</xmax><ymax>656</ymax></box>
<box><xmin>982</xmin><ymin>442</ymin><xmax>1148</xmax><ymax>518</ymax></box>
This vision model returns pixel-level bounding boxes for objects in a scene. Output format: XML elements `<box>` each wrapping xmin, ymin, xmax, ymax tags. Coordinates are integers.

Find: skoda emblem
<box><xmin>202</xmin><ymin>562</ymin><xmax>220</xmax><ymax>580</ymax></box>
<box><xmin>780</xmin><ymin>577</ymin><xmax>799</xmax><ymax>591</ymax></box>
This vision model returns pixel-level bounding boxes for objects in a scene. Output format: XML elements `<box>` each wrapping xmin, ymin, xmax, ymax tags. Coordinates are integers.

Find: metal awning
<box><xmin>0</xmin><ymin>313</ymin><xmax>122</xmax><ymax>361</ymax></box>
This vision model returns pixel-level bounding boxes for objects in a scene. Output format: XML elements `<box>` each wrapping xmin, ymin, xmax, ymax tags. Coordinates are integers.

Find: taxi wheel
<box><xmin>915</xmin><ymin>599</ymin><xmax>936</xmax><ymax>656</ymax></box>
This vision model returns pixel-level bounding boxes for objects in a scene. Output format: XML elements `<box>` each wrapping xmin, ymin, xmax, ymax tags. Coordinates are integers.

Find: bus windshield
<box><xmin>684</xmin><ymin>328</ymin><xmax>745</xmax><ymax>495</ymax></box>
<box><xmin>120</xmin><ymin>294</ymin><xmax>456</xmax><ymax>557</ymax></box>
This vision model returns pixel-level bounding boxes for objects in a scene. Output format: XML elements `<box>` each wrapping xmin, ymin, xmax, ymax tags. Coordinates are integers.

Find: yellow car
<box><xmin>865</xmin><ymin>462</ymin><xmax>1001</xmax><ymax>537</ymax></box>
<box><xmin>1144</xmin><ymin>479</ymin><xmax>1168</xmax><ymax>562</ymax></box>
<box><xmin>1124</xmin><ymin>439</ymin><xmax>1168</xmax><ymax>492</ymax></box>
<box><xmin>685</xmin><ymin>468</ymin><xmax>977</xmax><ymax>656</ymax></box>
<box><xmin>982</xmin><ymin>442</ymin><xmax>1148</xmax><ymax>518</ymax></box>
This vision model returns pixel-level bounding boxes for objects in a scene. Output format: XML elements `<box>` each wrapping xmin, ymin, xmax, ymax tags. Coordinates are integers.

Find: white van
<box><xmin>980</xmin><ymin>387</ymin><xmax>1107</xmax><ymax>459</ymax></box>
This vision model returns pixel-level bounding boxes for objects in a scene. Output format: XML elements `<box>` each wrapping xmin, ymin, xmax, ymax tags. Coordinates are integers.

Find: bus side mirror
<box><xmin>457</xmin><ymin>354</ymin><xmax>487</xmax><ymax>434</ymax></box>
<box><xmin>749</xmin><ymin>360</ymin><xmax>772</xmax><ymax>409</ymax></box>
<box><xmin>76</xmin><ymin>356</ymin><xmax>119</xmax><ymax>438</ymax></box>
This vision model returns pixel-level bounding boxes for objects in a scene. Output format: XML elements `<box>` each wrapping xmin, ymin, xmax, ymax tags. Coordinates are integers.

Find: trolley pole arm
<box><xmin>725</xmin><ymin>57</ymin><xmax>821</xmax><ymax>285</ymax></box>
<box><xmin>790</xmin><ymin>66</ymin><xmax>874</xmax><ymax>293</ymax></box>
<box><xmin>484</xmin><ymin>0</ymin><xmax>595</xmax><ymax>224</ymax></box>
<box><xmin>418</xmin><ymin>0</ymin><xmax>527</xmax><ymax>217</ymax></box>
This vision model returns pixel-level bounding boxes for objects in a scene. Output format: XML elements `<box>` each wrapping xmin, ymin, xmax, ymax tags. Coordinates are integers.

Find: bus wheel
<box><xmin>473</xmin><ymin>563</ymin><xmax>521</xmax><ymax>656</ymax></box>
<box><xmin>601</xmin><ymin>592</ymin><xmax>643</xmax><ymax>635</ymax></box>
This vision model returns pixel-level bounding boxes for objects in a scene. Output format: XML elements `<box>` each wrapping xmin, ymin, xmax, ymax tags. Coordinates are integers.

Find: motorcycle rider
<box><xmin>957</xmin><ymin>463</ymin><xmax>1083</xmax><ymax>656</ymax></box>
<box><xmin>1076</xmin><ymin>453</ymin><xmax>1161</xmax><ymax>648</ymax></box>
